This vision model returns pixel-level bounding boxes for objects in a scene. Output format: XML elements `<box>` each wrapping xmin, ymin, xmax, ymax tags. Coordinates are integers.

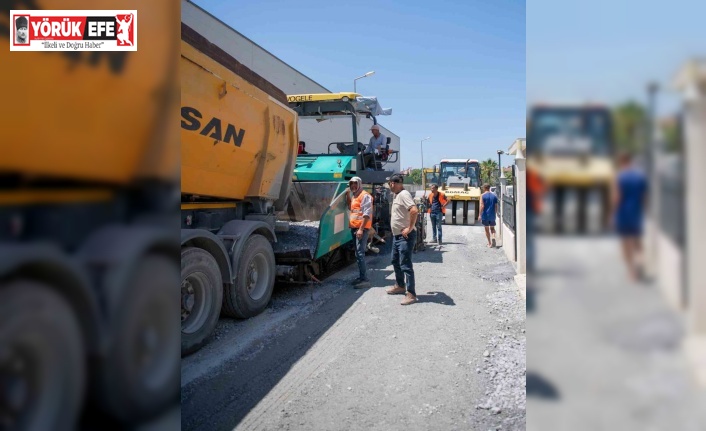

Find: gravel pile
<box><xmin>475</xmin><ymin>283</ymin><xmax>526</xmax><ymax>430</ymax></box>
<box><xmin>273</xmin><ymin>221</ymin><xmax>320</xmax><ymax>254</ymax></box>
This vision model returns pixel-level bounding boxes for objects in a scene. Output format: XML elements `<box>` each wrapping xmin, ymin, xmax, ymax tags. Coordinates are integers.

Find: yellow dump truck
<box><xmin>0</xmin><ymin>0</ymin><xmax>180</xmax><ymax>428</ymax></box>
<box><xmin>438</xmin><ymin>159</ymin><xmax>482</xmax><ymax>225</ymax></box>
<box><xmin>527</xmin><ymin>104</ymin><xmax>615</xmax><ymax>233</ymax></box>
<box><xmin>180</xmin><ymin>22</ymin><xmax>299</xmax><ymax>356</ymax></box>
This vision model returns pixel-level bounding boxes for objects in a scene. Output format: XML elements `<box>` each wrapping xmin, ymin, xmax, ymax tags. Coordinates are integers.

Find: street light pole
<box><xmin>497</xmin><ymin>150</ymin><xmax>505</xmax><ymax>185</ymax></box>
<box><xmin>646</xmin><ymin>82</ymin><xmax>659</xmax><ymax>175</ymax></box>
<box><xmin>420</xmin><ymin>137</ymin><xmax>431</xmax><ymax>172</ymax></box>
<box><xmin>353</xmin><ymin>71</ymin><xmax>375</xmax><ymax>93</ymax></box>
<box><xmin>420</xmin><ymin>137</ymin><xmax>430</xmax><ymax>195</ymax></box>
<box><xmin>645</xmin><ymin>82</ymin><xmax>659</xmax><ymax>281</ymax></box>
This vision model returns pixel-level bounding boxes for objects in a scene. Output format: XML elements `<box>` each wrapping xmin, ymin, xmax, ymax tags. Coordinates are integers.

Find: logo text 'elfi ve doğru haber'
<box><xmin>10</xmin><ymin>10</ymin><xmax>137</xmax><ymax>51</ymax></box>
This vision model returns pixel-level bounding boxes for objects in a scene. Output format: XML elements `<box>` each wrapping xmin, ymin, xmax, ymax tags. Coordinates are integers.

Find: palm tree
<box><xmin>480</xmin><ymin>158</ymin><xmax>498</xmax><ymax>185</ymax></box>
<box><xmin>613</xmin><ymin>101</ymin><xmax>647</xmax><ymax>153</ymax></box>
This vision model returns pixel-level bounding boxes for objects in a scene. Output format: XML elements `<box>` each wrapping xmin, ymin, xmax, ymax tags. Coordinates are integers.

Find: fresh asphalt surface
<box><xmin>181</xmin><ymin>221</ymin><xmax>525</xmax><ymax>431</ymax></box>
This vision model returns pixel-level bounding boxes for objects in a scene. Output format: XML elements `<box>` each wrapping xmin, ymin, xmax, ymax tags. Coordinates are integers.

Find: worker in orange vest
<box><xmin>347</xmin><ymin>177</ymin><xmax>373</xmax><ymax>288</ymax></box>
<box><xmin>526</xmin><ymin>167</ymin><xmax>544</xmax><ymax>272</ymax></box>
<box><xmin>427</xmin><ymin>184</ymin><xmax>448</xmax><ymax>245</ymax></box>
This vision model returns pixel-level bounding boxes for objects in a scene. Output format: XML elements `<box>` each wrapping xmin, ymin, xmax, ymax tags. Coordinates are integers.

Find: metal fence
<box><xmin>659</xmin><ymin>174</ymin><xmax>685</xmax><ymax>248</ymax></box>
<box><xmin>502</xmin><ymin>194</ymin><xmax>515</xmax><ymax>232</ymax></box>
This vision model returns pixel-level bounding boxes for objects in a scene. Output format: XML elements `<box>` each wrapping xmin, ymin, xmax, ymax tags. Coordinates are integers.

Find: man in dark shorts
<box><xmin>612</xmin><ymin>152</ymin><xmax>648</xmax><ymax>282</ymax></box>
<box><xmin>478</xmin><ymin>184</ymin><xmax>499</xmax><ymax>248</ymax></box>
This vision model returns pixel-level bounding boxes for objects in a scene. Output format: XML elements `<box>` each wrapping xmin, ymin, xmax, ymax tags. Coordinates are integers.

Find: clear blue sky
<box><xmin>193</xmin><ymin>0</ymin><xmax>525</xmax><ymax>170</ymax></box>
<box><xmin>528</xmin><ymin>0</ymin><xmax>705</xmax><ymax>117</ymax></box>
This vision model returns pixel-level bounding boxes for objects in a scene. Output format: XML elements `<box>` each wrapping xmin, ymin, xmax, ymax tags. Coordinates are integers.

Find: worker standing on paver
<box><xmin>386</xmin><ymin>174</ymin><xmax>419</xmax><ymax>305</ymax></box>
<box><xmin>427</xmin><ymin>184</ymin><xmax>447</xmax><ymax>245</ymax></box>
<box><xmin>611</xmin><ymin>152</ymin><xmax>648</xmax><ymax>282</ymax></box>
<box><xmin>478</xmin><ymin>183</ymin><xmax>499</xmax><ymax>248</ymax></box>
<box><xmin>363</xmin><ymin>125</ymin><xmax>386</xmax><ymax>170</ymax></box>
<box><xmin>347</xmin><ymin>177</ymin><xmax>373</xmax><ymax>288</ymax></box>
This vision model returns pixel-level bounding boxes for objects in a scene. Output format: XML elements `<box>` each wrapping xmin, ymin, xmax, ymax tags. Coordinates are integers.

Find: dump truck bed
<box><xmin>1</xmin><ymin>0</ymin><xmax>178</xmax><ymax>184</ymax></box>
<box><xmin>180</xmin><ymin>26</ymin><xmax>298</xmax><ymax>208</ymax></box>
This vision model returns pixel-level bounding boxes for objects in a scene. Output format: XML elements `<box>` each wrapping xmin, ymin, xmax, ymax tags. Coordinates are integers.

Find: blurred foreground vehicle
<box><xmin>0</xmin><ymin>1</ymin><xmax>180</xmax><ymax>429</ymax></box>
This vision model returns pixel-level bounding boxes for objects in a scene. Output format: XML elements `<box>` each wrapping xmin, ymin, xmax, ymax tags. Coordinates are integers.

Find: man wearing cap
<box><xmin>15</xmin><ymin>16</ymin><xmax>28</xmax><ymax>44</ymax></box>
<box><xmin>386</xmin><ymin>174</ymin><xmax>419</xmax><ymax>305</ymax></box>
<box><xmin>363</xmin><ymin>125</ymin><xmax>386</xmax><ymax>170</ymax></box>
<box><xmin>347</xmin><ymin>176</ymin><xmax>373</xmax><ymax>288</ymax></box>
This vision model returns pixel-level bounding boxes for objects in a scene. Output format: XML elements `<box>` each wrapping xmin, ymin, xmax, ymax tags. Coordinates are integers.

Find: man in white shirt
<box><xmin>385</xmin><ymin>174</ymin><xmax>419</xmax><ymax>305</ymax></box>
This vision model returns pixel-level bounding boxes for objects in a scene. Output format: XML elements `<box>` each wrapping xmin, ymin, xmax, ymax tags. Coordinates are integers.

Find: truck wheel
<box><xmin>222</xmin><ymin>234</ymin><xmax>275</xmax><ymax>319</ymax></box>
<box><xmin>182</xmin><ymin>247</ymin><xmax>223</xmax><ymax>355</ymax></box>
<box><xmin>95</xmin><ymin>254</ymin><xmax>181</xmax><ymax>423</ymax></box>
<box><xmin>0</xmin><ymin>281</ymin><xmax>85</xmax><ymax>431</ymax></box>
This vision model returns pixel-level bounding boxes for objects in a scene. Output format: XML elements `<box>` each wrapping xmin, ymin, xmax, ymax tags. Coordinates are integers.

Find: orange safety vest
<box><xmin>527</xmin><ymin>168</ymin><xmax>544</xmax><ymax>213</ymax></box>
<box><xmin>427</xmin><ymin>191</ymin><xmax>448</xmax><ymax>214</ymax></box>
<box><xmin>349</xmin><ymin>190</ymin><xmax>373</xmax><ymax>229</ymax></box>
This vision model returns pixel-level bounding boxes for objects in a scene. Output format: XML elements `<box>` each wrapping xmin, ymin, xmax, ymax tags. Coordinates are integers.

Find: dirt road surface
<box><xmin>182</xmin><ymin>222</ymin><xmax>526</xmax><ymax>431</ymax></box>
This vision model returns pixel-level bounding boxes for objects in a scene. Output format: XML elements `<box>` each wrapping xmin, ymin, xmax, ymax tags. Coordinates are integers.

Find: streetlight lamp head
<box><xmin>497</xmin><ymin>150</ymin><xmax>505</xmax><ymax>155</ymax></box>
<box><xmin>354</xmin><ymin>71</ymin><xmax>376</xmax><ymax>93</ymax></box>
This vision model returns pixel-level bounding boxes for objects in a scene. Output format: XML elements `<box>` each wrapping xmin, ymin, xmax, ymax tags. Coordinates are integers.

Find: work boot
<box><xmin>401</xmin><ymin>292</ymin><xmax>418</xmax><ymax>305</ymax></box>
<box><xmin>386</xmin><ymin>285</ymin><xmax>406</xmax><ymax>295</ymax></box>
<box><xmin>353</xmin><ymin>279</ymin><xmax>371</xmax><ymax>289</ymax></box>
<box><xmin>350</xmin><ymin>277</ymin><xmax>364</xmax><ymax>285</ymax></box>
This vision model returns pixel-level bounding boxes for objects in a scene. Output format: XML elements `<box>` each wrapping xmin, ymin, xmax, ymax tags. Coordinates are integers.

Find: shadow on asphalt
<box><xmin>426</xmin><ymin>241</ymin><xmax>464</xmax><ymax>245</ymax></box>
<box><xmin>410</xmin><ymin>246</ymin><xmax>447</xmax><ymax>264</ymax></box>
<box><xmin>417</xmin><ymin>291</ymin><xmax>455</xmax><ymax>306</ymax></box>
<box><xmin>182</xmin><ymin>240</ymin><xmax>402</xmax><ymax>431</ymax></box>
<box><xmin>181</xmin><ymin>284</ymin><xmax>365</xmax><ymax>431</ymax></box>
<box><xmin>526</xmin><ymin>285</ymin><xmax>536</xmax><ymax>314</ymax></box>
<box><xmin>526</xmin><ymin>372</ymin><xmax>560</xmax><ymax>400</ymax></box>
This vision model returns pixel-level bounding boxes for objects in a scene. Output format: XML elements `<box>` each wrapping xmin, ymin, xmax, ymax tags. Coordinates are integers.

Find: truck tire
<box><xmin>0</xmin><ymin>280</ymin><xmax>85</xmax><ymax>431</ymax></box>
<box><xmin>182</xmin><ymin>247</ymin><xmax>223</xmax><ymax>355</ymax></box>
<box><xmin>95</xmin><ymin>254</ymin><xmax>181</xmax><ymax>423</ymax></box>
<box><xmin>222</xmin><ymin>234</ymin><xmax>275</xmax><ymax>319</ymax></box>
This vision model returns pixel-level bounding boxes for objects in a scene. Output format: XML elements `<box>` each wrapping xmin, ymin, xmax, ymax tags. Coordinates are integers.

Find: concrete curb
<box><xmin>514</xmin><ymin>274</ymin><xmax>526</xmax><ymax>301</ymax></box>
<box><xmin>685</xmin><ymin>336</ymin><xmax>706</xmax><ymax>388</ymax></box>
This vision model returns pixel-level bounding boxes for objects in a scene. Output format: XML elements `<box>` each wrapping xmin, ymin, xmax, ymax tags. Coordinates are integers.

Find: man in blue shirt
<box><xmin>478</xmin><ymin>184</ymin><xmax>499</xmax><ymax>248</ymax></box>
<box><xmin>363</xmin><ymin>124</ymin><xmax>386</xmax><ymax>170</ymax></box>
<box><xmin>612</xmin><ymin>152</ymin><xmax>648</xmax><ymax>282</ymax></box>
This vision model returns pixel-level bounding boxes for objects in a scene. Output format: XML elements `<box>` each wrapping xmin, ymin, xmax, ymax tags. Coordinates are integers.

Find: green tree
<box><xmin>504</xmin><ymin>166</ymin><xmax>514</xmax><ymax>183</ymax></box>
<box><xmin>404</xmin><ymin>168</ymin><xmax>423</xmax><ymax>185</ymax></box>
<box><xmin>661</xmin><ymin>116</ymin><xmax>682</xmax><ymax>153</ymax></box>
<box><xmin>612</xmin><ymin>101</ymin><xmax>647</xmax><ymax>153</ymax></box>
<box><xmin>480</xmin><ymin>158</ymin><xmax>498</xmax><ymax>185</ymax></box>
